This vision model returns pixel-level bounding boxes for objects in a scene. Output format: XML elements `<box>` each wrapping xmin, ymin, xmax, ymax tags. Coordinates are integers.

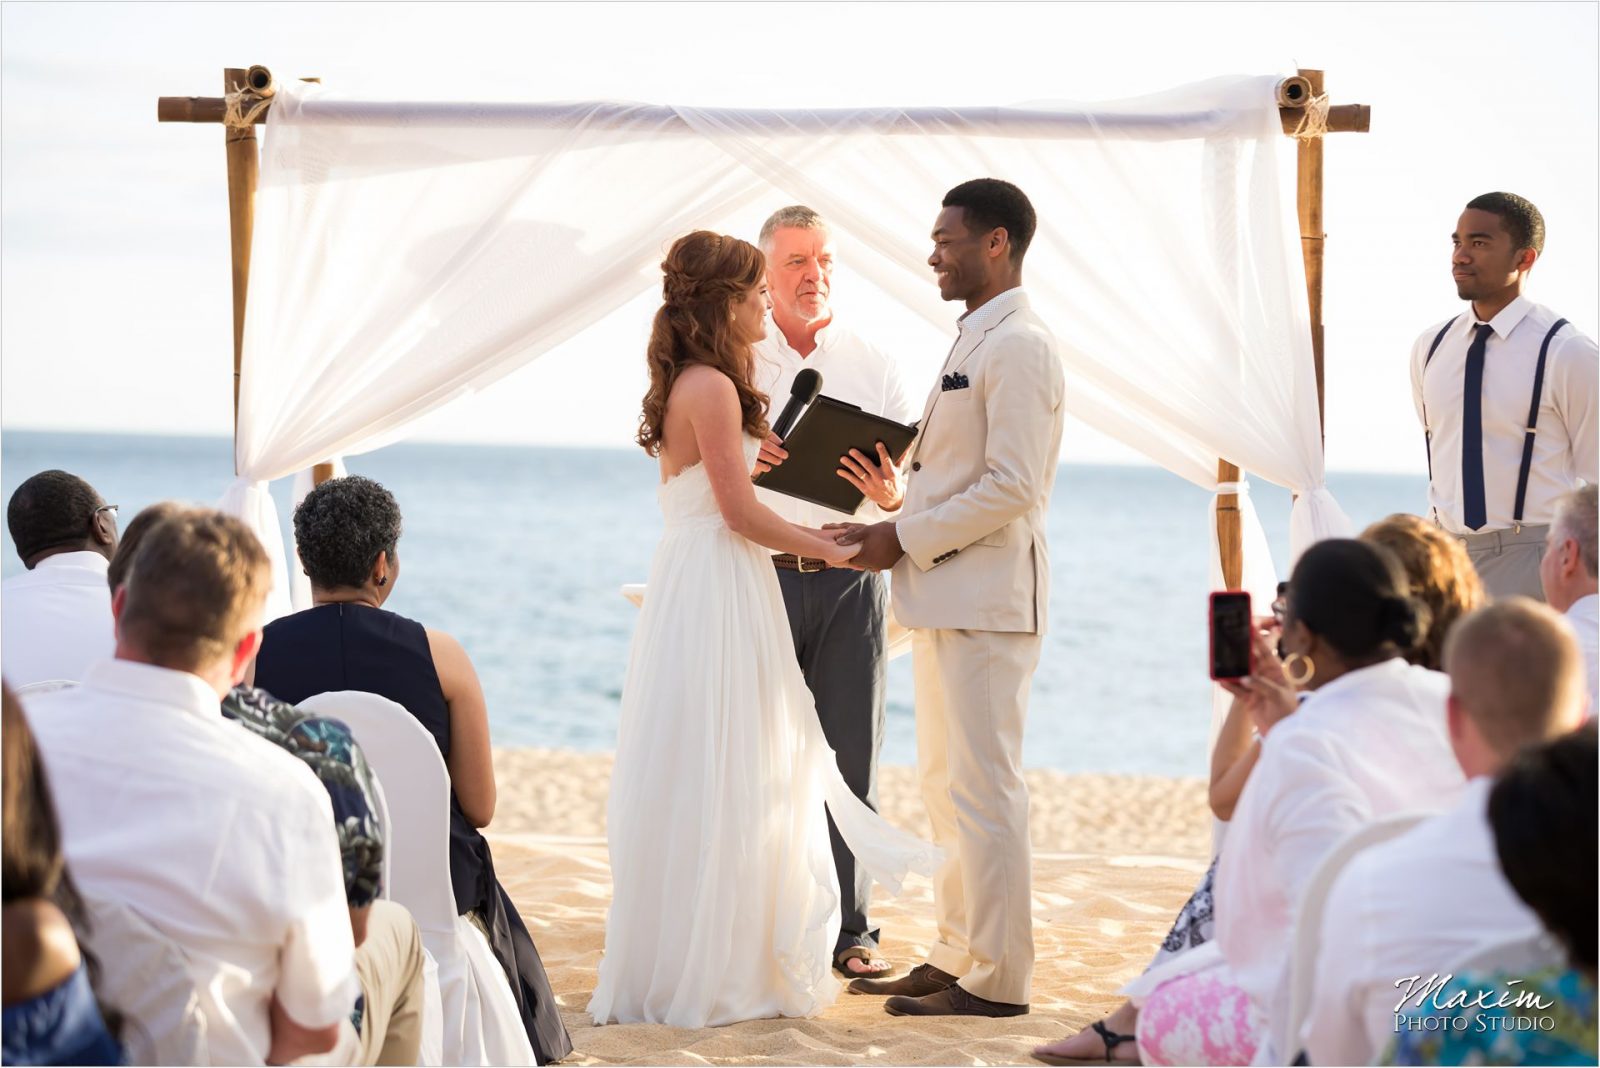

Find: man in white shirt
<box><xmin>2</xmin><ymin>469</ymin><xmax>117</xmax><ymax>687</ymax></box>
<box><xmin>1540</xmin><ymin>484</ymin><xmax>1598</xmax><ymax>718</ymax></box>
<box><xmin>750</xmin><ymin>205</ymin><xmax>917</xmax><ymax>978</ymax></box>
<box><xmin>27</xmin><ymin>510</ymin><xmax>409</xmax><ymax>1066</ymax></box>
<box><xmin>1302</xmin><ymin>599</ymin><xmax>1588</xmax><ymax>1066</ymax></box>
<box><xmin>1411</xmin><ymin>191</ymin><xmax>1598</xmax><ymax>600</ymax></box>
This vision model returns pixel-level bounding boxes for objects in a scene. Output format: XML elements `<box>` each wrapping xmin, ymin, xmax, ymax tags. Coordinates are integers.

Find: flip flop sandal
<box><xmin>832</xmin><ymin>946</ymin><xmax>902</xmax><ymax>979</ymax></box>
<box><xmin>1032</xmin><ymin>1020</ymin><xmax>1142</xmax><ymax>1066</ymax></box>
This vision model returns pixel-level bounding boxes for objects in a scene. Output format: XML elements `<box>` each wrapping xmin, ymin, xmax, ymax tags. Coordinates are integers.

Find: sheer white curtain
<box><xmin>226</xmin><ymin>76</ymin><xmax>1347</xmax><ymax>617</ymax></box>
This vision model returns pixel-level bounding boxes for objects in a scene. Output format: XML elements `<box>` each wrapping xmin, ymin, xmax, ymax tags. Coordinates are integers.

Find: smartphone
<box><xmin>1209</xmin><ymin>591</ymin><xmax>1254</xmax><ymax>681</ymax></box>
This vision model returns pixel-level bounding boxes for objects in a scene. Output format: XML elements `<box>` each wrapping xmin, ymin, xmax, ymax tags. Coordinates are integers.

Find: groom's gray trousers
<box><xmin>774</xmin><ymin>563</ymin><xmax>888</xmax><ymax>956</ymax></box>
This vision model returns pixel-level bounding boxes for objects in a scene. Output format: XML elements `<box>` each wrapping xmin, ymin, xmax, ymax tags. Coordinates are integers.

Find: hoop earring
<box><xmin>1283</xmin><ymin>651</ymin><xmax>1315</xmax><ymax>687</ymax></box>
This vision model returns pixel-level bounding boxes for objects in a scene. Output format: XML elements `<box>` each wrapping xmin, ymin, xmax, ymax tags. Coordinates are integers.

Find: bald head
<box><xmin>1444</xmin><ymin>599</ymin><xmax>1586</xmax><ymax>775</ymax></box>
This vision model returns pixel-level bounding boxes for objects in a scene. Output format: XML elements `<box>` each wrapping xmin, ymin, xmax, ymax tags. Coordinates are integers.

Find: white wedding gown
<box><xmin>589</xmin><ymin>437</ymin><xmax>939</xmax><ymax>1028</ymax></box>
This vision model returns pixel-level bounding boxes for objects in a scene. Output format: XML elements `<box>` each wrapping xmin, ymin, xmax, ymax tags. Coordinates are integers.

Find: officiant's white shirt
<box><xmin>1</xmin><ymin>550</ymin><xmax>115</xmax><ymax>687</ymax></box>
<box><xmin>1566</xmin><ymin>593</ymin><xmax>1598</xmax><ymax>718</ymax></box>
<box><xmin>1302</xmin><ymin>776</ymin><xmax>1543</xmax><ymax>1067</ymax></box>
<box><xmin>1214</xmin><ymin>658</ymin><xmax>1465</xmax><ymax>1056</ymax></box>
<box><xmin>753</xmin><ymin>318</ymin><xmax>917</xmax><ymax>530</ymax></box>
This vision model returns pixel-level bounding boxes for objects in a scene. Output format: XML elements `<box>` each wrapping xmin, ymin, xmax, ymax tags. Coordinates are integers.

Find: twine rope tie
<box><xmin>223</xmin><ymin>87</ymin><xmax>272</xmax><ymax>130</ymax></box>
<box><xmin>1292</xmin><ymin>92</ymin><xmax>1331</xmax><ymax>140</ymax></box>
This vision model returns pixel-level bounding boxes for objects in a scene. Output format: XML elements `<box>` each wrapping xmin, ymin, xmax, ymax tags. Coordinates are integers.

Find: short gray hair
<box><xmin>1553</xmin><ymin>485</ymin><xmax>1598</xmax><ymax>579</ymax></box>
<box><xmin>758</xmin><ymin>205</ymin><xmax>829</xmax><ymax>253</ymax></box>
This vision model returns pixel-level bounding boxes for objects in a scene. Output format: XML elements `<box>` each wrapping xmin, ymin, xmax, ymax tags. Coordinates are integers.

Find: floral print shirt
<box><xmin>222</xmin><ymin>686</ymin><xmax>384</xmax><ymax>909</ymax></box>
<box><xmin>1385</xmin><ymin>966</ymin><xmax>1598</xmax><ymax>1066</ymax></box>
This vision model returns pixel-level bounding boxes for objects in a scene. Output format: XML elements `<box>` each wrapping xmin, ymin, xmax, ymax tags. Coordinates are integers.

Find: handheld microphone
<box><xmin>770</xmin><ymin>368</ymin><xmax>822</xmax><ymax>441</ymax></box>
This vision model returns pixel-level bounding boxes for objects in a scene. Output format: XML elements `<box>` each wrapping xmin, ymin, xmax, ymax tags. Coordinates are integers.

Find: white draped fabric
<box><xmin>227</xmin><ymin>75</ymin><xmax>1348</xmax><ymax>617</ymax></box>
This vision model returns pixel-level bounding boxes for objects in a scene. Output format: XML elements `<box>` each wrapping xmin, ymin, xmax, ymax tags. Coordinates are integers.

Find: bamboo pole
<box><xmin>223</xmin><ymin>67</ymin><xmax>268</xmax><ymax>435</ymax></box>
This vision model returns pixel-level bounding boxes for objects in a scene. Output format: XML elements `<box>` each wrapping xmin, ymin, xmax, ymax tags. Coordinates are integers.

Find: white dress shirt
<box><xmin>27</xmin><ymin>659</ymin><xmax>358</xmax><ymax>1066</ymax></box>
<box><xmin>1</xmin><ymin>550</ymin><xmax>114</xmax><ymax>687</ymax></box>
<box><xmin>753</xmin><ymin>317</ymin><xmax>917</xmax><ymax>529</ymax></box>
<box><xmin>1214</xmin><ymin>658</ymin><xmax>1466</xmax><ymax>1057</ymax></box>
<box><xmin>1301</xmin><ymin>776</ymin><xmax>1542</xmax><ymax>1066</ymax></box>
<box><xmin>1566</xmin><ymin>593</ymin><xmax>1599</xmax><ymax>718</ymax></box>
<box><xmin>1411</xmin><ymin>296</ymin><xmax>1598</xmax><ymax>534</ymax></box>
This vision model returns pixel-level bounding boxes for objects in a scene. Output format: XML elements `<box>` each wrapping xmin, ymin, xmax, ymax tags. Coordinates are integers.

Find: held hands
<box><xmin>1216</xmin><ymin>626</ymin><xmax>1298</xmax><ymax>737</ymax></box>
<box><xmin>837</xmin><ymin>442</ymin><xmax>904</xmax><ymax>511</ymax></box>
<box><xmin>753</xmin><ymin>432</ymin><xmax>788</xmax><ymax>476</ymax></box>
<box><xmin>823</xmin><ymin>521</ymin><xmax>905</xmax><ymax>572</ymax></box>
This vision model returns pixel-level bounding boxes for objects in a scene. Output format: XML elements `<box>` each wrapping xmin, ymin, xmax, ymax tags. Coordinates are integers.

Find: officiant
<box><xmin>750</xmin><ymin>205</ymin><xmax>918</xmax><ymax>979</ymax></box>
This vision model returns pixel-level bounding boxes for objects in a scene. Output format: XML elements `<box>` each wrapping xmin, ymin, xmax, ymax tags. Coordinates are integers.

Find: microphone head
<box><xmin>791</xmin><ymin>368</ymin><xmax>823</xmax><ymax>403</ymax></box>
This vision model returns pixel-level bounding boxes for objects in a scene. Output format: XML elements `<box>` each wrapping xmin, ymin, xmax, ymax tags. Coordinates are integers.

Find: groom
<box><xmin>831</xmin><ymin>178</ymin><xmax>1065</xmax><ymax>1017</ymax></box>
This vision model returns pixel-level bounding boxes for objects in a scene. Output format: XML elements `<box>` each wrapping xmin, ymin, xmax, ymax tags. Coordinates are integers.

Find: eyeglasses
<box><xmin>1271</xmin><ymin>581</ymin><xmax>1289</xmax><ymax>625</ymax></box>
<box><xmin>94</xmin><ymin>504</ymin><xmax>119</xmax><ymax>521</ymax></box>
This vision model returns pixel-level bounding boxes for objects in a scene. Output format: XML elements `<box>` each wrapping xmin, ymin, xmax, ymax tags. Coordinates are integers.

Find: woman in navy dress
<box><xmin>254</xmin><ymin>476</ymin><xmax>572</xmax><ymax>1064</ymax></box>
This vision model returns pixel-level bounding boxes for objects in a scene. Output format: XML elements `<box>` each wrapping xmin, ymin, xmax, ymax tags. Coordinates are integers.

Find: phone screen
<box><xmin>1210</xmin><ymin>592</ymin><xmax>1253</xmax><ymax>680</ymax></box>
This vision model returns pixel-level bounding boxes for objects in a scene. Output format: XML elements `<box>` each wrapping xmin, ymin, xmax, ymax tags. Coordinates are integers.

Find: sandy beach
<box><xmin>487</xmin><ymin>748</ymin><xmax>1211</xmax><ymax>1066</ymax></box>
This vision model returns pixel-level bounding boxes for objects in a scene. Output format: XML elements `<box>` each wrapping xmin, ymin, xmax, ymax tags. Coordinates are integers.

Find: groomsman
<box><xmin>1412</xmin><ymin>191</ymin><xmax>1597</xmax><ymax>599</ymax></box>
<box><xmin>834</xmin><ymin>179</ymin><xmax>1065</xmax><ymax>1017</ymax></box>
<box><xmin>750</xmin><ymin>205</ymin><xmax>918</xmax><ymax>978</ymax></box>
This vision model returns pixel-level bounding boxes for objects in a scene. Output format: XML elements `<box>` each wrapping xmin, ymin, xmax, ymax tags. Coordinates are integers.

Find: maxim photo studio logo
<box><xmin>1392</xmin><ymin>974</ymin><xmax>1557</xmax><ymax>1034</ymax></box>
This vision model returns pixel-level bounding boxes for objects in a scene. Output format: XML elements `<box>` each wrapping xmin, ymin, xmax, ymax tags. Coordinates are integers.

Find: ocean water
<box><xmin>1</xmin><ymin>430</ymin><xmax>1428</xmax><ymax>778</ymax></box>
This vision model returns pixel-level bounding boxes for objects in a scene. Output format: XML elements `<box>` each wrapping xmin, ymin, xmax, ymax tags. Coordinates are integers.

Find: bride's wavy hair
<box><xmin>636</xmin><ymin>231</ymin><xmax>771</xmax><ymax>456</ymax></box>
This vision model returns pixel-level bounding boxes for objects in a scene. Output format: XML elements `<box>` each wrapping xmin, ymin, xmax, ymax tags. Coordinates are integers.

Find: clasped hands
<box><xmin>755</xmin><ymin>431</ymin><xmax>907</xmax><ymax>572</ymax></box>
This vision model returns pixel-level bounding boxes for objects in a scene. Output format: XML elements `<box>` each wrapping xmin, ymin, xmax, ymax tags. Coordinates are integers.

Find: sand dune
<box><xmin>488</xmin><ymin>748</ymin><xmax>1211</xmax><ymax>1066</ymax></box>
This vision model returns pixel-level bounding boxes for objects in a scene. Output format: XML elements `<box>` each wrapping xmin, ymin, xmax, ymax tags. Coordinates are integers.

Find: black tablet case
<box><xmin>754</xmin><ymin>394</ymin><xmax>919</xmax><ymax>514</ymax></box>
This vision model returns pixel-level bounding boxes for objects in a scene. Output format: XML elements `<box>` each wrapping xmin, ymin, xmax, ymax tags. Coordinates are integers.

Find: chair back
<box><xmin>297</xmin><ymin>691</ymin><xmax>458</xmax><ymax>937</ymax></box>
<box><xmin>80</xmin><ymin>894</ymin><xmax>209</xmax><ymax>1066</ymax></box>
<box><xmin>1282</xmin><ymin>813</ymin><xmax>1429</xmax><ymax>1061</ymax></box>
<box><xmin>297</xmin><ymin>690</ymin><xmax>533</xmax><ymax>1066</ymax></box>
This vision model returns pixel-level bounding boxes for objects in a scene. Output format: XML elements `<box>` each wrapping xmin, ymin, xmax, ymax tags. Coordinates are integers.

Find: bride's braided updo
<box><xmin>637</xmin><ymin>231</ymin><xmax>771</xmax><ymax>456</ymax></box>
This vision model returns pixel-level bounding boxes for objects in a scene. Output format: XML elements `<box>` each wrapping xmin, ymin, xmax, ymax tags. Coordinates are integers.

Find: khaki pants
<box><xmin>913</xmin><ymin>627</ymin><xmax>1041</xmax><ymax>1005</ymax></box>
<box><xmin>354</xmin><ymin>900</ymin><xmax>426</xmax><ymax>1066</ymax></box>
<box><xmin>1455</xmin><ymin>524</ymin><xmax>1549</xmax><ymax>602</ymax></box>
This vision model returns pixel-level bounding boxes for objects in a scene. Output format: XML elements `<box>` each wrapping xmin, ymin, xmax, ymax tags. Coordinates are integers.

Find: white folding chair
<box><xmin>80</xmin><ymin>894</ymin><xmax>208</xmax><ymax>1066</ymax></box>
<box><xmin>299</xmin><ymin>691</ymin><xmax>532</xmax><ymax>1068</ymax></box>
<box><xmin>1448</xmin><ymin>930</ymin><xmax>1565</xmax><ymax>977</ymax></box>
<box><xmin>1281</xmin><ymin>813</ymin><xmax>1429</xmax><ymax>1063</ymax></box>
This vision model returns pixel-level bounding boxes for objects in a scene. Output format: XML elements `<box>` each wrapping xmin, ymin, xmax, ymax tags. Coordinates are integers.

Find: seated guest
<box><xmin>26</xmin><ymin>510</ymin><xmax>373</xmax><ymax>1065</ymax></box>
<box><xmin>1303</xmin><ymin>599</ymin><xmax>1587</xmax><ymax>1065</ymax></box>
<box><xmin>1361</xmin><ymin>513</ymin><xmax>1487</xmax><ymax>671</ymax></box>
<box><xmin>105</xmin><ymin>501</ymin><xmax>189</xmax><ymax>594</ymax></box>
<box><xmin>2</xmin><ymin>471</ymin><xmax>117</xmax><ymax>687</ymax></box>
<box><xmin>1541</xmin><ymin>485</ymin><xmax>1598</xmax><ymax>716</ymax></box>
<box><xmin>2</xmin><ymin>683</ymin><xmax>121</xmax><ymax>1066</ymax></box>
<box><xmin>1387</xmin><ymin>725</ymin><xmax>1598</xmax><ymax>1066</ymax></box>
<box><xmin>1036</xmin><ymin>520</ymin><xmax>1484</xmax><ymax>1066</ymax></box>
<box><xmin>1135</xmin><ymin>540</ymin><xmax>1465</xmax><ymax>1067</ymax></box>
<box><xmin>254</xmin><ymin>476</ymin><xmax>573</xmax><ymax>1064</ymax></box>
<box><xmin>223</xmin><ymin>686</ymin><xmax>424</xmax><ymax>1066</ymax></box>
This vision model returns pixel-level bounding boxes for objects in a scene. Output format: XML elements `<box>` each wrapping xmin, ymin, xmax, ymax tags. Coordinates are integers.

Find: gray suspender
<box><xmin>1422</xmin><ymin>313</ymin><xmax>1571</xmax><ymax>527</ymax></box>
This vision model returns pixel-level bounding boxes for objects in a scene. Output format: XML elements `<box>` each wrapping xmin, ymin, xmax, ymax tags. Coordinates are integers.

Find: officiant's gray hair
<box><xmin>758</xmin><ymin>205</ymin><xmax>830</xmax><ymax>253</ymax></box>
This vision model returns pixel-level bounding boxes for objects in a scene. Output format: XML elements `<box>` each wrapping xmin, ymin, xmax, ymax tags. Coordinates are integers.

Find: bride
<box><xmin>588</xmin><ymin>231</ymin><xmax>938</xmax><ymax>1028</ymax></box>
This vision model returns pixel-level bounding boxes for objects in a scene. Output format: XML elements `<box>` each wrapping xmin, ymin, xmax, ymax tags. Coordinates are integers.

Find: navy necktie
<box><xmin>1461</xmin><ymin>323</ymin><xmax>1493</xmax><ymax>530</ymax></box>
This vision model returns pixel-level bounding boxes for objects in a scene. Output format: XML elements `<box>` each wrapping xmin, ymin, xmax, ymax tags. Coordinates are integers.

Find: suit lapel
<box><xmin>915</xmin><ymin>307</ymin><xmax>1022</xmax><ymax>443</ymax></box>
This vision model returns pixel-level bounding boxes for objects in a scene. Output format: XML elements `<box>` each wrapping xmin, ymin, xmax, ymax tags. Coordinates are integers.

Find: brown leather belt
<box><xmin>772</xmin><ymin>553</ymin><xmax>832</xmax><ymax>573</ymax></box>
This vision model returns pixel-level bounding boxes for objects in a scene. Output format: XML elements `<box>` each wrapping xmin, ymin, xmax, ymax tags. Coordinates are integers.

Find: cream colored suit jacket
<box><xmin>891</xmin><ymin>289</ymin><xmax>1066</xmax><ymax>634</ymax></box>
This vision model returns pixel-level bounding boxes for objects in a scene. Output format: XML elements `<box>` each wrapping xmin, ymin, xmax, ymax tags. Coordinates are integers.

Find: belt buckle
<box><xmin>797</xmin><ymin>555</ymin><xmax>823</xmax><ymax>573</ymax></box>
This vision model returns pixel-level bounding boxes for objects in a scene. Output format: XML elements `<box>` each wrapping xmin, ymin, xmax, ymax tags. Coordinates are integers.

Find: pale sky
<box><xmin>2</xmin><ymin>1</ymin><xmax>1595</xmax><ymax>474</ymax></box>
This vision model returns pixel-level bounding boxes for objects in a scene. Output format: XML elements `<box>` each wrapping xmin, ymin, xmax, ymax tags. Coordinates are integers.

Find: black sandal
<box><xmin>1032</xmin><ymin>1019</ymin><xmax>1141</xmax><ymax>1066</ymax></box>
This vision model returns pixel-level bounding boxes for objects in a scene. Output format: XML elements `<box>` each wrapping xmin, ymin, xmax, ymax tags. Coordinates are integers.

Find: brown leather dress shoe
<box><xmin>884</xmin><ymin>984</ymin><xmax>1029</xmax><ymax>1018</ymax></box>
<box><xmin>847</xmin><ymin>962</ymin><xmax>958</xmax><ymax>997</ymax></box>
